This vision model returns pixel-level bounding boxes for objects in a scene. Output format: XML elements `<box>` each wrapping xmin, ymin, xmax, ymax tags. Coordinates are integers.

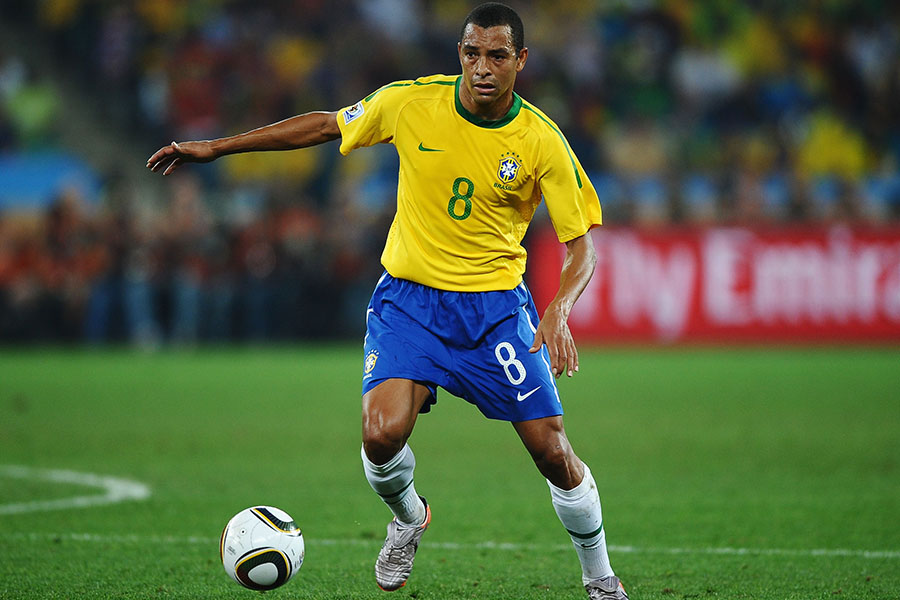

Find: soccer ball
<box><xmin>219</xmin><ymin>506</ymin><xmax>305</xmax><ymax>591</ymax></box>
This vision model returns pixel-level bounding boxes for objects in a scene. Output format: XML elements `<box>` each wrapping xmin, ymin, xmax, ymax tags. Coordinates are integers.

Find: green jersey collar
<box><xmin>454</xmin><ymin>75</ymin><xmax>522</xmax><ymax>129</ymax></box>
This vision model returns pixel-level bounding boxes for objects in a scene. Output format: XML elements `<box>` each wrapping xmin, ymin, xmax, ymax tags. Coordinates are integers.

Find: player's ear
<box><xmin>515</xmin><ymin>47</ymin><xmax>528</xmax><ymax>72</ymax></box>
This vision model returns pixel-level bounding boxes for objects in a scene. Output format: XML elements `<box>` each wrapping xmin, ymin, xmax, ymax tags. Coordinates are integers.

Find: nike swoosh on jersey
<box><xmin>517</xmin><ymin>386</ymin><xmax>542</xmax><ymax>402</ymax></box>
<box><xmin>417</xmin><ymin>142</ymin><xmax>444</xmax><ymax>152</ymax></box>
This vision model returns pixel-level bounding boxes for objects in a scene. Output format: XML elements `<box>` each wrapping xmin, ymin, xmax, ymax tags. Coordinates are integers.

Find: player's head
<box><xmin>457</xmin><ymin>3</ymin><xmax>528</xmax><ymax>117</ymax></box>
<box><xmin>460</xmin><ymin>3</ymin><xmax>524</xmax><ymax>55</ymax></box>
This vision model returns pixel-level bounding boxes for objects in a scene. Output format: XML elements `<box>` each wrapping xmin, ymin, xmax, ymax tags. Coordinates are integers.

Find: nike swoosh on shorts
<box><xmin>517</xmin><ymin>386</ymin><xmax>542</xmax><ymax>402</ymax></box>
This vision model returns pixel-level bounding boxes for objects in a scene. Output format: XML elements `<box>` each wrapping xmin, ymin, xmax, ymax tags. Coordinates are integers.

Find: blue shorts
<box><xmin>361</xmin><ymin>273</ymin><xmax>562</xmax><ymax>422</ymax></box>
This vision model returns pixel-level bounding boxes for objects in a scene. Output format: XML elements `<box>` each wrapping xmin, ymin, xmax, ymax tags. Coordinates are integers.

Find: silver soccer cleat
<box><xmin>374</xmin><ymin>497</ymin><xmax>431</xmax><ymax>591</ymax></box>
<box><xmin>585</xmin><ymin>575</ymin><xmax>629</xmax><ymax>599</ymax></box>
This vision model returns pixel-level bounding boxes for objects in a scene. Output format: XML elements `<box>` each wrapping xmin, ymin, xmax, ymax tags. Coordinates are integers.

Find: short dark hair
<box><xmin>460</xmin><ymin>3</ymin><xmax>525</xmax><ymax>54</ymax></box>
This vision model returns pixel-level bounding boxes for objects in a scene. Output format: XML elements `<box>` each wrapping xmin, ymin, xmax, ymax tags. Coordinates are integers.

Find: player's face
<box><xmin>458</xmin><ymin>24</ymin><xmax>527</xmax><ymax>120</ymax></box>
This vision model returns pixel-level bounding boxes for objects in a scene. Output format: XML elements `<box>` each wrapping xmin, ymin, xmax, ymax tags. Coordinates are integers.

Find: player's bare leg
<box><xmin>362</xmin><ymin>378</ymin><xmax>430</xmax><ymax>463</ymax></box>
<box><xmin>362</xmin><ymin>379</ymin><xmax>432</xmax><ymax>591</ymax></box>
<box><xmin>514</xmin><ymin>416</ymin><xmax>628</xmax><ymax>600</ymax></box>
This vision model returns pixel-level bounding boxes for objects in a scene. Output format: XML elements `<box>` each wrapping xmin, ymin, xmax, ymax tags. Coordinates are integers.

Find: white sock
<box><xmin>361</xmin><ymin>443</ymin><xmax>426</xmax><ymax>527</ymax></box>
<box><xmin>547</xmin><ymin>463</ymin><xmax>614</xmax><ymax>585</ymax></box>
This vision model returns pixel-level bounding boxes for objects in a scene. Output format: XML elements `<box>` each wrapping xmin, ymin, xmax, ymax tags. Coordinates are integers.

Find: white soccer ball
<box><xmin>219</xmin><ymin>506</ymin><xmax>305</xmax><ymax>591</ymax></box>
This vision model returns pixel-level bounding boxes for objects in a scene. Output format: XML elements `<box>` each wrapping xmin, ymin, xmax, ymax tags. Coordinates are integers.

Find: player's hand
<box><xmin>146</xmin><ymin>141</ymin><xmax>216</xmax><ymax>175</ymax></box>
<box><xmin>529</xmin><ymin>306</ymin><xmax>578</xmax><ymax>378</ymax></box>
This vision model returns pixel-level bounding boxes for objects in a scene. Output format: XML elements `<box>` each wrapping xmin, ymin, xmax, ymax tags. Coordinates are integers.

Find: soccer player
<box><xmin>147</xmin><ymin>3</ymin><xmax>628</xmax><ymax>599</ymax></box>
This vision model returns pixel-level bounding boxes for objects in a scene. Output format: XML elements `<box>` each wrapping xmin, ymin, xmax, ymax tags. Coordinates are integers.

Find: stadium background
<box><xmin>1</xmin><ymin>4</ymin><xmax>898</xmax><ymax>599</ymax></box>
<box><xmin>1</xmin><ymin>0</ymin><xmax>899</xmax><ymax>345</ymax></box>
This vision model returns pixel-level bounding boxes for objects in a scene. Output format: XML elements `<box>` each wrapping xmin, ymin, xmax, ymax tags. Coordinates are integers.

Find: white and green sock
<box><xmin>547</xmin><ymin>463</ymin><xmax>614</xmax><ymax>585</ymax></box>
<box><xmin>362</xmin><ymin>443</ymin><xmax>426</xmax><ymax>527</ymax></box>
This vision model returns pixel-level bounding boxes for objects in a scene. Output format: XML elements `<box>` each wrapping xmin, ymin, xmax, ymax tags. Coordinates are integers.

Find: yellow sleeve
<box><xmin>336</xmin><ymin>81</ymin><xmax>411</xmax><ymax>155</ymax></box>
<box><xmin>538</xmin><ymin>132</ymin><xmax>603</xmax><ymax>242</ymax></box>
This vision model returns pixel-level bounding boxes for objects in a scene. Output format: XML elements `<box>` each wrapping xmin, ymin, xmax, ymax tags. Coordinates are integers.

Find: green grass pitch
<box><xmin>1</xmin><ymin>346</ymin><xmax>898</xmax><ymax>599</ymax></box>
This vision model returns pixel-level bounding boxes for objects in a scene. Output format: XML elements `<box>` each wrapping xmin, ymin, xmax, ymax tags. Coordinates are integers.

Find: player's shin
<box><xmin>361</xmin><ymin>443</ymin><xmax>427</xmax><ymax>526</ymax></box>
<box><xmin>547</xmin><ymin>463</ymin><xmax>614</xmax><ymax>584</ymax></box>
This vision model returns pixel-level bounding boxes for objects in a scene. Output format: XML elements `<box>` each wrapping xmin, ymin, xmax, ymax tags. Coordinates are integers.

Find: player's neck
<box><xmin>458</xmin><ymin>86</ymin><xmax>515</xmax><ymax>122</ymax></box>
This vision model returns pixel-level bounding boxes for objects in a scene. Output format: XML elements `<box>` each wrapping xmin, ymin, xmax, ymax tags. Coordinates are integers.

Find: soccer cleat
<box><xmin>585</xmin><ymin>575</ymin><xmax>629</xmax><ymax>600</ymax></box>
<box><xmin>374</xmin><ymin>496</ymin><xmax>431</xmax><ymax>591</ymax></box>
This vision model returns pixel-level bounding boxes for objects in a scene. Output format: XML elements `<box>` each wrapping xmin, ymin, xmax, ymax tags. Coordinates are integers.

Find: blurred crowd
<box><xmin>1</xmin><ymin>0</ymin><xmax>899</xmax><ymax>344</ymax></box>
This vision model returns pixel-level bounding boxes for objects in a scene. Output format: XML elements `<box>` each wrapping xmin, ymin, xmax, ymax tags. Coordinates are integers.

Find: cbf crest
<box><xmin>364</xmin><ymin>349</ymin><xmax>379</xmax><ymax>376</ymax></box>
<box><xmin>497</xmin><ymin>151</ymin><xmax>522</xmax><ymax>184</ymax></box>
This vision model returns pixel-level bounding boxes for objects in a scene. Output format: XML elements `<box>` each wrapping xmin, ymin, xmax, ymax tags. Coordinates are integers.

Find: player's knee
<box><xmin>362</xmin><ymin>436</ymin><xmax>404</xmax><ymax>465</ymax></box>
<box><xmin>533</xmin><ymin>443</ymin><xmax>582</xmax><ymax>489</ymax></box>
<box><xmin>534</xmin><ymin>443</ymin><xmax>568</xmax><ymax>472</ymax></box>
<box><xmin>361</xmin><ymin>419</ymin><xmax>407</xmax><ymax>465</ymax></box>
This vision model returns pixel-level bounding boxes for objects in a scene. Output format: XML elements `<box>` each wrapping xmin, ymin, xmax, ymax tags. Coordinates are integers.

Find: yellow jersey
<box><xmin>337</xmin><ymin>74</ymin><xmax>601</xmax><ymax>292</ymax></box>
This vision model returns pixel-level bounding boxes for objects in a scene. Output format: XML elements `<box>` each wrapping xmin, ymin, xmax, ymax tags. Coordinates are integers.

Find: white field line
<box><xmin>1</xmin><ymin>466</ymin><xmax>896</xmax><ymax>561</ymax></box>
<box><xmin>4</xmin><ymin>532</ymin><xmax>899</xmax><ymax>560</ymax></box>
<box><xmin>0</xmin><ymin>465</ymin><xmax>151</xmax><ymax>515</ymax></box>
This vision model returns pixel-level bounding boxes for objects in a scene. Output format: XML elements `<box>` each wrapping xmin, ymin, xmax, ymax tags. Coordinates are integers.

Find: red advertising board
<box><xmin>528</xmin><ymin>226</ymin><xmax>900</xmax><ymax>343</ymax></box>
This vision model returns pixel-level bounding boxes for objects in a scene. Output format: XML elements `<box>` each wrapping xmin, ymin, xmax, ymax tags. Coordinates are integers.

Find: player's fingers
<box><xmin>163</xmin><ymin>157</ymin><xmax>182</xmax><ymax>176</ymax></box>
<box><xmin>147</xmin><ymin>154</ymin><xmax>164</xmax><ymax>171</ymax></box>
<box><xmin>529</xmin><ymin>330</ymin><xmax>544</xmax><ymax>353</ymax></box>
<box><xmin>553</xmin><ymin>336</ymin><xmax>576</xmax><ymax>377</ymax></box>
<box><xmin>146</xmin><ymin>145</ymin><xmax>174</xmax><ymax>169</ymax></box>
<box><xmin>566</xmin><ymin>345</ymin><xmax>578</xmax><ymax>377</ymax></box>
<box><xmin>559</xmin><ymin>350</ymin><xmax>571</xmax><ymax>378</ymax></box>
<box><xmin>549</xmin><ymin>342</ymin><xmax>564</xmax><ymax>378</ymax></box>
<box><xmin>148</xmin><ymin>142</ymin><xmax>187</xmax><ymax>172</ymax></box>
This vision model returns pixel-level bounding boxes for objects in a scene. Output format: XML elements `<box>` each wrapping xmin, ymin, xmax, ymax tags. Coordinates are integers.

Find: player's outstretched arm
<box><xmin>529</xmin><ymin>232</ymin><xmax>597</xmax><ymax>378</ymax></box>
<box><xmin>146</xmin><ymin>111</ymin><xmax>341</xmax><ymax>176</ymax></box>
